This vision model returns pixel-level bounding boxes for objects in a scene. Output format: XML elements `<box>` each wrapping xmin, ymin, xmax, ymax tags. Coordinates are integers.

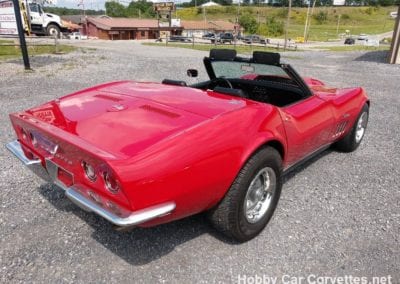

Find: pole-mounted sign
<box><xmin>0</xmin><ymin>0</ymin><xmax>30</xmax><ymax>69</ymax></box>
<box><xmin>0</xmin><ymin>0</ymin><xmax>17</xmax><ymax>34</ymax></box>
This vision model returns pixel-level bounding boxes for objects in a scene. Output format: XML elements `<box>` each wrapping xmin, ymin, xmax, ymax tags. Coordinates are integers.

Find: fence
<box><xmin>0</xmin><ymin>35</ymin><xmax>61</xmax><ymax>54</ymax></box>
<box><xmin>158</xmin><ymin>35</ymin><xmax>298</xmax><ymax>52</ymax></box>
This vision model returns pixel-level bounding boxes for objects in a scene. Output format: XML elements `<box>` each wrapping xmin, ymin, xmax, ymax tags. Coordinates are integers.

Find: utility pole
<box><xmin>336</xmin><ymin>14</ymin><xmax>341</xmax><ymax>36</ymax></box>
<box><xmin>305</xmin><ymin>0</ymin><xmax>316</xmax><ymax>42</ymax></box>
<box><xmin>284</xmin><ymin>0</ymin><xmax>292</xmax><ymax>50</ymax></box>
<box><xmin>303</xmin><ymin>0</ymin><xmax>311</xmax><ymax>41</ymax></box>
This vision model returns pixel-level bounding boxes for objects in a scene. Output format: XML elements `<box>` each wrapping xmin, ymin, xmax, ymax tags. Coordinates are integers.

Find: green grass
<box><xmin>176</xmin><ymin>5</ymin><xmax>397</xmax><ymax>41</ymax></box>
<box><xmin>143</xmin><ymin>42</ymin><xmax>295</xmax><ymax>54</ymax></box>
<box><xmin>311</xmin><ymin>44</ymin><xmax>390</xmax><ymax>51</ymax></box>
<box><xmin>0</xmin><ymin>40</ymin><xmax>76</xmax><ymax>60</ymax></box>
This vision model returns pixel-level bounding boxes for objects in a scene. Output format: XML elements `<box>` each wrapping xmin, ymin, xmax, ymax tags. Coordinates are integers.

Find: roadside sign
<box><xmin>0</xmin><ymin>0</ymin><xmax>17</xmax><ymax>34</ymax></box>
<box><xmin>154</xmin><ymin>2</ymin><xmax>175</xmax><ymax>12</ymax></box>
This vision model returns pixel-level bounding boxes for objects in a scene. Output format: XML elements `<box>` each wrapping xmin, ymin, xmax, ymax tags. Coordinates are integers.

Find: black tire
<box><xmin>207</xmin><ymin>147</ymin><xmax>283</xmax><ymax>242</ymax></box>
<box><xmin>335</xmin><ymin>103</ymin><xmax>369</xmax><ymax>152</ymax></box>
<box><xmin>46</xmin><ymin>24</ymin><xmax>60</xmax><ymax>38</ymax></box>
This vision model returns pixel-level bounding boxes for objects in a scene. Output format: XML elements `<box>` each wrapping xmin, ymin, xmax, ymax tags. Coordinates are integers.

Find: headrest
<box><xmin>252</xmin><ymin>51</ymin><xmax>280</xmax><ymax>65</ymax></box>
<box><xmin>209</xmin><ymin>49</ymin><xmax>237</xmax><ymax>61</ymax></box>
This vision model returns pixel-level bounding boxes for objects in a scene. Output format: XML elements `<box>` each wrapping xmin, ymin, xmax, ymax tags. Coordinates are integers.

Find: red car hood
<box><xmin>25</xmin><ymin>81</ymin><xmax>247</xmax><ymax>158</ymax></box>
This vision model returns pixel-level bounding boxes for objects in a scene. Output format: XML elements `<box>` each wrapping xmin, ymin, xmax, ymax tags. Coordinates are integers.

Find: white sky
<box><xmin>52</xmin><ymin>0</ymin><xmax>191</xmax><ymax>10</ymax></box>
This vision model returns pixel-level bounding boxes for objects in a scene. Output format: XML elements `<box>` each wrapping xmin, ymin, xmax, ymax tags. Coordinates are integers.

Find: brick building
<box><xmin>85</xmin><ymin>17</ymin><xmax>183</xmax><ymax>40</ymax></box>
<box><xmin>181</xmin><ymin>20</ymin><xmax>240</xmax><ymax>37</ymax></box>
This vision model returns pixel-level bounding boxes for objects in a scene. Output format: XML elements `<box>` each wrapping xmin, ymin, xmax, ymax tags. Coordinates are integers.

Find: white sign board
<box><xmin>0</xmin><ymin>0</ymin><xmax>17</xmax><ymax>35</ymax></box>
<box><xmin>333</xmin><ymin>0</ymin><xmax>345</xmax><ymax>5</ymax></box>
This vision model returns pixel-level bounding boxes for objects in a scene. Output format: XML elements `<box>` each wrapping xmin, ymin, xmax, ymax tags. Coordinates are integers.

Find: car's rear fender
<box><xmin>113</xmin><ymin>104</ymin><xmax>287</xmax><ymax>226</ymax></box>
<box><xmin>9</xmin><ymin>112</ymin><xmax>133</xmax><ymax>212</ymax></box>
<box><xmin>316</xmin><ymin>86</ymin><xmax>369</xmax><ymax>140</ymax></box>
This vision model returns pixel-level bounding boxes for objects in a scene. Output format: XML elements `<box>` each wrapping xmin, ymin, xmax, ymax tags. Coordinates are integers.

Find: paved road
<box><xmin>0</xmin><ymin>41</ymin><xmax>399</xmax><ymax>283</ymax></box>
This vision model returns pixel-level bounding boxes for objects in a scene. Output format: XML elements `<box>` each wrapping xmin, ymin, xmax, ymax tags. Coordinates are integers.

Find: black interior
<box><xmin>191</xmin><ymin>78</ymin><xmax>304</xmax><ymax>107</ymax></box>
<box><xmin>162</xmin><ymin>49</ymin><xmax>312</xmax><ymax>108</ymax></box>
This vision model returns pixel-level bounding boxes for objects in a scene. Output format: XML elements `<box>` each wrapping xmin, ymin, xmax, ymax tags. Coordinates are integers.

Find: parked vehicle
<box><xmin>25</xmin><ymin>1</ymin><xmax>69</xmax><ymax>38</ymax></box>
<box><xmin>168</xmin><ymin>35</ymin><xmax>192</xmax><ymax>42</ymax></box>
<box><xmin>243</xmin><ymin>35</ymin><xmax>268</xmax><ymax>44</ymax></box>
<box><xmin>6</xmin><ymin>49</ymin><xmax>369</xmax><ymax>242</ymax></box>
<box><xmin>344</xmin><ymin>38</ymin><xmax>355</xmax><ymax>45</ymax></box>
<box><xmin>202</xmin><ymin>32</ymin><xmax>215</xmax><ymax>39</ymax></box>
<box><xmin>357</xmin><ymin>34</ymin><xmax>368</xmax><ymax>40</ymax></box>
<box><xmin>211</xmin><ymin>32</ymin><xmax>234</xmax><ymax>44</ymax></box>
<box><xmin>69</xmin><ymin>32</ymin><xmax>87</xmax><ymax>40</ymax></box>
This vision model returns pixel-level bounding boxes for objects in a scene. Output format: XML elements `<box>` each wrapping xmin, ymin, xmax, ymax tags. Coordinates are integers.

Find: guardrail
<box><xmin>157</xmin><ymin>35</ymin><xmax>298</xmax><ymax>51</ymax></box>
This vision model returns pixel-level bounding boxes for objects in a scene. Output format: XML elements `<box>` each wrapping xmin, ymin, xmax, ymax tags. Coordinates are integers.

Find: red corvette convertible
<box><xmin>7</xmin><ymin>49</ymin><xmax>369</xmax><ymax>242</ymax></box>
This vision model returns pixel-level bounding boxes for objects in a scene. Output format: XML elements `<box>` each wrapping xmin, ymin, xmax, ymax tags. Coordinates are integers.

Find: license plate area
<box><xmin>45</xmin><ymin>159</ymin><xmax>74</xmax><ymax>190</ymax></box>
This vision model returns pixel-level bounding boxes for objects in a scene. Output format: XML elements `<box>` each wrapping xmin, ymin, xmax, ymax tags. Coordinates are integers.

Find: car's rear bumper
<box><xmin>6</xmin><ymin>140</ymin><xmax>175</xmax><ymax>227</ymax></box>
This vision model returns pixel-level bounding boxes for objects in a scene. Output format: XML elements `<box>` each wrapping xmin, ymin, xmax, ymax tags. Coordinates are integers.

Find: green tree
<box><xmin>127</xmin><ymin>0</ymin><xmax>155</xmax><ymax>18</ymax></box>
<box><xmin>105</xmin><ymin>1</ymin><xmax>127</xmax><ymax>17</ymax></box>
<box><xmin>239</xmin><ymin>13</ymin><xmax>258</xmax><ymax>34</ymax></box>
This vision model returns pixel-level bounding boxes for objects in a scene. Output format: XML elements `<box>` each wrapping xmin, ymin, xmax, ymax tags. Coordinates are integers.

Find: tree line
<box><xmin>43</xmin><ymin>6</ymin><xmax>105</xmax><ymax>16</ymax></box>
<box><xmin>181</xmin><ymin>0</ymin><xmax>399</xmax><ymax>7</ymax></box>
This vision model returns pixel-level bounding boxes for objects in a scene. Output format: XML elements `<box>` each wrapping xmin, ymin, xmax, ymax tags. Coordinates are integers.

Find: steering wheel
<box><xmin>210</xmin><ymin>77</ymin><xmax>233</xmax><ymax>89</ymax></box>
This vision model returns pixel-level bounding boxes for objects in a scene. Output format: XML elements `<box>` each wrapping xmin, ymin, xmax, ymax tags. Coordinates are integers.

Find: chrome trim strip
<box><xmin>65</xmin><ymin>188</ymin><xmax>176</xmax><ymax>227</ymax></box>
<box><xmin>6</xmin><ymin>140</ymin><xmax>51</xmax><ymax>182</ymax></box>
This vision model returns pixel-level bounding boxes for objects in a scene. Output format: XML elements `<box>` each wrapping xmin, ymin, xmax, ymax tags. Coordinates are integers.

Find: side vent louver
<box><xmin>333</xmin><ymin>121</ymin><xmax>348</xmax><ymax>138</ymax></box>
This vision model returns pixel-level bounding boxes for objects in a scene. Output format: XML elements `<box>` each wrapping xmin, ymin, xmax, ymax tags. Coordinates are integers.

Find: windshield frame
<box><xmin>203</xmin><ymin>53</ymin><xmax>313</xmax><ymax>98</ymax></box>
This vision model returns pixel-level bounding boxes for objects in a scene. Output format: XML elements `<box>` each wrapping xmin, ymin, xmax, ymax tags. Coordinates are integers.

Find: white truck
<box><xmin>26</xmin><ymin>1</ymin><xmax>68</xmax><ymax>38</ymax></box>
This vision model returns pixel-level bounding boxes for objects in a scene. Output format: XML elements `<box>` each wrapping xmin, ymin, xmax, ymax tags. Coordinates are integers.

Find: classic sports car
<box><xmin>6</xmin><ymin>49</ymin><xmax>369</xmax><ymax>242</ymax></box>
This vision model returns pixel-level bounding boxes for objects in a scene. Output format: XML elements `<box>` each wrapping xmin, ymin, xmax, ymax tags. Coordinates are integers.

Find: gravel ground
<box><xmin>0</xmin><ymin>41</ymin><xmax>399</xmax><ymax>283</ymax></box>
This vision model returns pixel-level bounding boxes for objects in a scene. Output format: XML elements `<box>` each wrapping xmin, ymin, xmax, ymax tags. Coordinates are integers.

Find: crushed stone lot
<box><xmin>0</xmin><ymin>41</ymin><xmax>399</xmax><ymax>283</ymax></box>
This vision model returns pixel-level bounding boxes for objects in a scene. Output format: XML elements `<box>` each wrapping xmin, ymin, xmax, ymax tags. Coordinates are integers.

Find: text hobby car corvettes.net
<box><xmin>7</xmin><ymin>50</ymin><xmax>369</xmax><ymax>242</ymax></box>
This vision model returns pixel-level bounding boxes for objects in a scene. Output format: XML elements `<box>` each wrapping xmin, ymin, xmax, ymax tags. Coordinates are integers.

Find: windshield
<box><xmin>211</xmin><ymin>61</ymin><xmax>289</xmax><ymax>80</ymax></box>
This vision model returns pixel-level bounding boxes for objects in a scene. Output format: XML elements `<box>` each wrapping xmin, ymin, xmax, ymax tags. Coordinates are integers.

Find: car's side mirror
<box><xmin>187</xmin><ymin>69</ymin><xmax>198</xmax><ymax>78</ymax></box>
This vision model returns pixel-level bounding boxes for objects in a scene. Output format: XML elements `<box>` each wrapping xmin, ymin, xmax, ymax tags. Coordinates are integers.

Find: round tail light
<box><xmin>81</xmin><ymin>161</ymin><xmax>97</xmax><ymax>182</ymax></box>
<box><xmin>20</xmin><ymin>128</ymin><xmax>28</xmax><ymax>141</ymax></box>
<box><xmin>29</xmin><ymin>132</ymin><xmax>37</xmax><ymax>147</ymax></box>
<box><xmin>103</xmin><ymin>171</ymin><xmax>120</xmax><ymax>194</ymax></box>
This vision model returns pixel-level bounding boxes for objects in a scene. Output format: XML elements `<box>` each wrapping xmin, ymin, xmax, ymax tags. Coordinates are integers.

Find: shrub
<box><xmin>239</xmin><ymin>13</ymin><xmax>259</xmax><ymax>34</ymax></box>
<box><xmin>313</xmin><ymin>11</ymin><xmax>328</xmax><ymax>24</ymax></box>
<box><xmin>261</xmin><ymin>17</ymin><xmax>284</xmax><ymax>37</ymax></box>
<box><xmin>341</xmin><ymin>14</ymin><xmax>351</xmax><ymax>20</ymax></box>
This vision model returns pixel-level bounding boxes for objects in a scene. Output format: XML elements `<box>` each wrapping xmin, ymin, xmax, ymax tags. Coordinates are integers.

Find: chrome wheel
<box><xmin>244</xmin><ymin>167</ymin><xmax>276</xmax><ymax>223</ymax></box>
<box><xmin>355</xmin><ymin>112</ymin><xmax>368</xmax><ymax>143</ymax></box>
<box><xmin>48</xmin><ymin>28</ymin><xmax>58</xmax><ymax>37</ymax></box>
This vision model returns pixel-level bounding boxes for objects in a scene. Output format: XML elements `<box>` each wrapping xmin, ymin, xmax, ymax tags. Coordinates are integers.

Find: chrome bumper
<box><xmin>6</xmin><ymin>140</ymin><xmax>176</xmax><ymax>227</ymax></box>
<box><xmin>6</xmin><ymin>140</ymin><xmax>51</xmax><ymax>182</ymax></box>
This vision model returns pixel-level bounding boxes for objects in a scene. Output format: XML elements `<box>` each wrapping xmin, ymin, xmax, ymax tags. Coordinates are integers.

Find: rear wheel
<box><xmin>46</xmin><ymin>24</ymin><xmax>60</xmax><ymax>38</ymax></box>
<box><xmin>335</xmin><ymin>103</ymin><xmax>369</xmax><ymax>152</ymax></box>
<box><xmin>207</xmin><ymin>147</ymin><xmax>282</xmax><ymax>242</ymax></box>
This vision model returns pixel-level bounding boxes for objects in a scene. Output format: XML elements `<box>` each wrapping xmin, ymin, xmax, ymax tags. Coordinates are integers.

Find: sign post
<box><xmin>13</xmin><ymin>0</ymin><xmax>30</xmax><ymax>69</ymax></box>
<box><xmin>0</xmin><ymin>0</ymin><xmax>30</xmax><ymax>69</ymax></box>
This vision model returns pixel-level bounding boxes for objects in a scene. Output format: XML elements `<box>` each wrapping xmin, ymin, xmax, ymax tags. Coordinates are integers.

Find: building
<box><xmin>200</xmin><ymin>1</ymin><xmax>221</xmax><ymax>7</ymax></box>
<box><xmin>389</xmin><ymin>5</ymin><xmax>400</xmax><ymax>64</ymax></box>
<box><xmin>181</xmin><ymin>20</ymin><xmax>238</xmax><ymax>37</ymax></box>
<box><xmin>85</xmin><ymin>17</ymin><xmax>183</xmax><ymax>40</ymax></box>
